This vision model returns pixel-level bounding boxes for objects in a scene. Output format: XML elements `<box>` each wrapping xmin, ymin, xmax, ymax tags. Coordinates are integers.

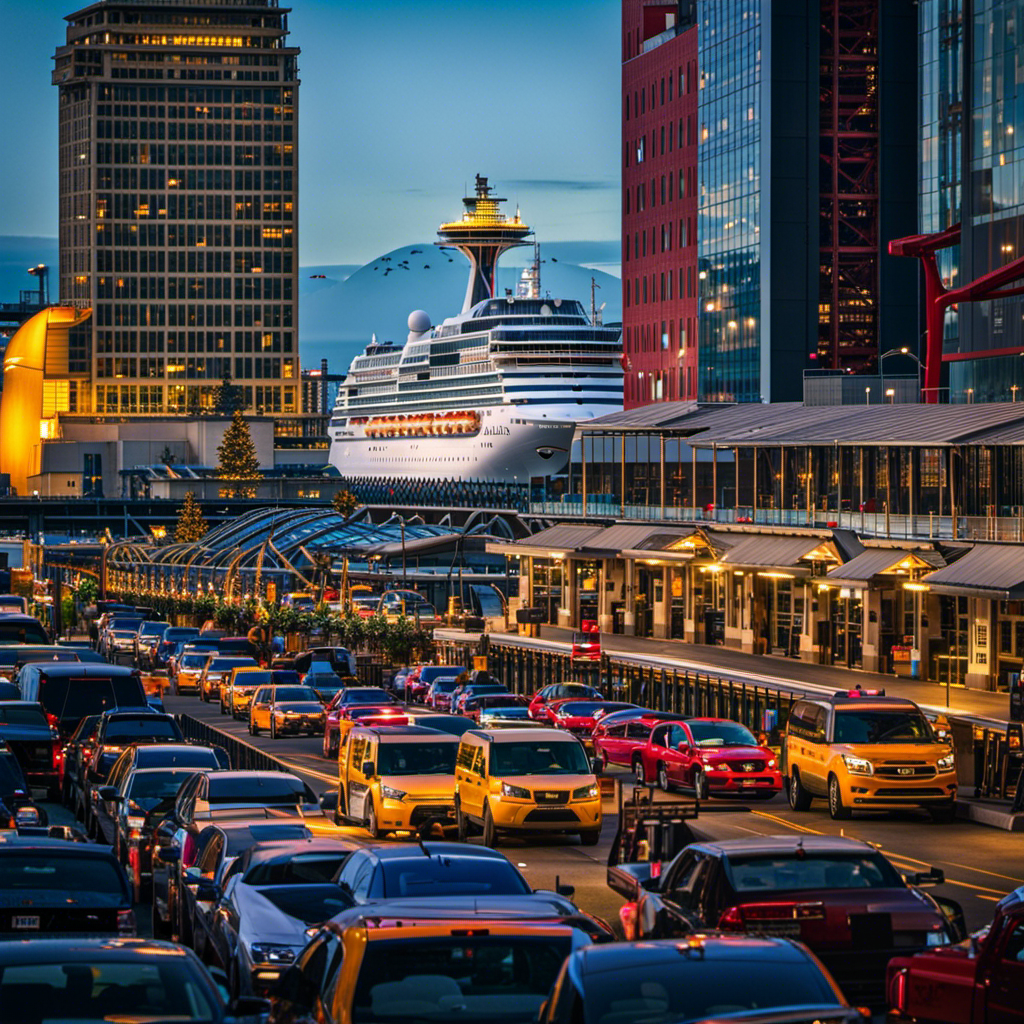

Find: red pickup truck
<box><xmin>887</xmin><ymin>884</ymin><xmax>1023</xmax><ymax>1023</ymax></box>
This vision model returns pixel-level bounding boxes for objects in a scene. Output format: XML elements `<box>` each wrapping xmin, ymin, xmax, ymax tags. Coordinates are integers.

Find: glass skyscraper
<box><xmin>53</xmin><ymin>0</ymin><xmax>300</xmax><ymax>420</ymax></box>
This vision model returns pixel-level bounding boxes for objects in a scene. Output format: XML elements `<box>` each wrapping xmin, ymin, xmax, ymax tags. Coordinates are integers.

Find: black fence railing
<box><xmin>176</xmin><ymin>714</ymin><xmax>294</xmax><ymax>774</ymax></box>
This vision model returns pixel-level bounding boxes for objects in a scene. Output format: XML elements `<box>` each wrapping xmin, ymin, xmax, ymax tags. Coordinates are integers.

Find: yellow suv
<box><xmin>454</xmin><ymin>727</ymin><xmax>601</xmax><ymax>847</ymax></box>
<box><xmin>221</xmin><ymin>666</ymin><xmax>273</xmax><ymax>718</ymax></box>
<box><xmin>783</xmin><ymin>690</ymin><xmax>957</xmax><ymax>822</ymax></box>
<box><xmin>337</xmin><ymin>725</ymin><xmax>459</xmax><ymax>838</ymax></box>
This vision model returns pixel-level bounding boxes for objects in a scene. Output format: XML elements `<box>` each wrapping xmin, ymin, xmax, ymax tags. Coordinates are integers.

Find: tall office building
<box><xmin>698</xmin><ymin>0</ymin><xmax>919</xmax><ymax>403</ymax></box>
<box><xmin>621</xmin><ymin>1</ymin><xmax>699</xmax><ymax>408</ymax></box>
<box><xmin>52</xmin><ymin>0</ymin><xmax>300</xmax><ymax>420</ymax></box>
<box><xmin>918</xmin><ymin>0</ymin><xmax>1024</xmax><ymax>402</ymax></box>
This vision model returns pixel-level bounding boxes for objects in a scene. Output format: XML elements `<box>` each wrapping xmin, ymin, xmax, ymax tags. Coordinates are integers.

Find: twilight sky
<box><xmin>1</xmin><ymin>0</ymin><xmax>622</xmax><ymax>267</ymax></box>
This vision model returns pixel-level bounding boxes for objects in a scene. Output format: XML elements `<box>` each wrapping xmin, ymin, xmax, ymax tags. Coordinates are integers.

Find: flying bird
<box><xmin>410</xmin><ymin>249</ymin><xmax>422</xmax><ymax>254</ymax></box>
<box><xmin>423</xmin><ymin>264</ymin><xmax>430</xmax><ymax>269</ymax></box>
<box><xmin>550</xmin><ymin>257</ymin><xmax>558</xmax><ymax>262</ymax></box>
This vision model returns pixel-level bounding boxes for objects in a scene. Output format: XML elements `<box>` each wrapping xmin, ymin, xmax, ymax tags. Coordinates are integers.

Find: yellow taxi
<box><xmin>454</xmin><ymin>727</ymin><xmax>601</xmax><ymax>847</ymax></box>
<box><xmin>282</xmin><ymin>918</ymin><xmax>583</xmax><ymax>1024</ymax></box>
<box><xmin>248</xmin><ymin>683</ymin><xmax>326</xmax><ymax>739</ymax></box>
<box><xmin>783</xmin><ymin>689</ymin><xmax>958</xmax><ymax>821</ymax></box>
<box><xmin>337</xmin><ymin>725</ymin><xmax>459</xmax><ymax>837</ymax></box>
<box><xmin>221</xmin><ymin>665</ymin><xmax>273</xmax><ymax>719</ymax></box>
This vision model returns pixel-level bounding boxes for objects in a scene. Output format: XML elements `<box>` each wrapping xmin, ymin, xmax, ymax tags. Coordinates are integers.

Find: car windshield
<box><xmin>345</xmin><ymin>689</ymin><xmax>391</xmax><ymax>702</ymax></box>
<box><xmin>483</xmin><ymin>708</ymin><xmax>531</xmax><ymax>719</ymax></box>
<box><xmin>489</xmin><ymin>741</ymin><xmax>590</xmax><ymax>776</ymax></box>
<box><xmin>724</xmin><ymin>853</ymin><xmax>904</xmax><ymax>892</ymax></box>
<box><xmin>431</xmin><ymin>681</ymin><xmax>458</xmax><ymax>694</ymax></box>
<box><xmin>245</xmin><ymin>853</ymin><xmax>350</xmax><ymax>885</ymax></box>
<box><xmin>351</xmin><ymin>935</ymin><xmax>568</xmax><ymax>1022</ymax></box>
<box><xmin>274</xmin><ymin>687</ymin><xmax>319</xmax><ymax>702</ymax></box>
<box><xmin>233</xmin><ymin>672</ymin><xmax>272</xmax><ymax>690</ymax></box>
<box><xmin>136</xmin><ymin>749</ymin><xmax>219</xmax><ymax>769</ymax></box>
<box><xmin>687</xmin><ymin>721</ymin><xmax>758</xmax><ymax>747</ymax></box>
<box><xmin>0</xmin><ymin>705</ymin><xmax>47</xmax><ymax>727</ymax></box>
<box><xmin>377</xmin><ymin>742</ymin><xmax>457</xmax><ymax>776</ymax></box>
<box><xmin>0</xmin><ymin>960</ymin><xmax>218</xmax><ymax>1022</ymax></box>
<box><xmin>139</xmin><ymin>623</ymin><xmax>166</xmax><ymax>636</ymax></box>
<box><xmin>127</xmin><ymin>769</ymin><xmax>198</xmax><ymax>801</ymax></box>
<box><xmin>381</xmin><ymin>855</ymin><xmax>531</xmax><ymax>897</ymax></box>
<box><xmin>208</xmin><ymin>658</ymin><xmax>252</xmax><ymax>672</ymax></box>
<box><xmin>258</xmin><ymin>884</ymin><xmax>351</xmax><ymax>923</ymax></box>
<box><xmin>581</xmin><ymin>958</ymin><xmax>840</xmax><ymax>1024</ymax></box>
<box><xmin>180</xmin><ymin>654</ymin><xmax>209</xmax><ymax>669</ymax></box>
<box><xmin>208</xmin><ymin>777</ymin><xmax>305</xmax><ymax>804</ymax></box>
<box><xmin>105</xmin><ymin>717</ymin><xmax>180</xmax><ymax>741</ymax></box>
<box><xmin>833</xmin><ymin>709</ymin><xmax>935</xmax><ymax>744</ymax></box>
<box><xmin>556</xmin><ymin>701</ymin><xmax>603</xmax><ymax>716</ymax></box>
<box><xmin>42</xmin><ymin>676</ymin><xmax>146</xmax><ymax>723</ymax></box>
<box><xmin>0</xmin><ymin>854</ymin><xmax>126</xmax><ymax>896</ymax></box>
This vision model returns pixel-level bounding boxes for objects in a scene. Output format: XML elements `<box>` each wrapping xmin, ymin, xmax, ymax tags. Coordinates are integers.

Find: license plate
<box><xmin>13</xmin><ymin>915</ymin><xmax>39</xmax><ymax>930</ymax></box>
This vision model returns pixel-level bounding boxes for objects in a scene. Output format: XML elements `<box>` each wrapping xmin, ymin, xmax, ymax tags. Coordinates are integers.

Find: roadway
<box><xmin>162</xmin><ymin>691</ymin><xmax>1022</xmax><ymax>933</ymax></box>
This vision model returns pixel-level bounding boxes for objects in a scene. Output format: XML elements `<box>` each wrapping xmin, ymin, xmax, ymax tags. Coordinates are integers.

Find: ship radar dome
<box><xmin>407</xmin><ymin>310</ymin><xmax>431</xmax><ymax>333</ymax></box>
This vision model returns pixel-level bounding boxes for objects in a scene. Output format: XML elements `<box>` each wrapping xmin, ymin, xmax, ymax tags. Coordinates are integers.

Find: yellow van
<box><xmin>337</xmin><ymin>725</ymin><xmax>459</xmax><ymax>838</ymax></box>
<box><xmin>783</xmin><ymin>690</ymin><xmax>957</xmax><ymax>821</ymax></box>
<box><xmin>454</xmin><ymin>727</ymin><xmax>601</xmax><ymax>847</ymax></box>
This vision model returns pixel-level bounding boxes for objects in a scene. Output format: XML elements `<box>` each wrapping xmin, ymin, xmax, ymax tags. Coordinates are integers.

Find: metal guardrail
<box><xmin>176</xmin><ymin>713</ymin><xmax>294</xmax><ymax>774</ymax></box>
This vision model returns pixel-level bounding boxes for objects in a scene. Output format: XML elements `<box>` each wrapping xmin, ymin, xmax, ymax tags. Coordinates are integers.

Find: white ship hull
<box><xmin>329</xmin><ymin>403</ymin><xmax>580</xmax><ymax>481</ymax></box>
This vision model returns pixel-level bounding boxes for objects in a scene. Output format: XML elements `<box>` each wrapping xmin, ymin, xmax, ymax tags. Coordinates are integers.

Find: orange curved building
<box><xmin>0</xmin><ymin>306</ymin><xmax>91</xmax><ymax>494</ymax></box>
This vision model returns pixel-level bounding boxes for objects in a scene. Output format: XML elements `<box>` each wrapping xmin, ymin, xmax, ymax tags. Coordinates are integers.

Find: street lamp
<box><xmin>865</xmin><ymin>386</ymin><xmax>871</xmax><ymax>404</ymax></box>
<box><xmin>886</xmin><ymin>388</ymin><xmax>896</xmax><ymax>404</ymax></box>
<box><xmin>880</xmin><ymin>346</ymin><xmax>923</xmax><ymax>401</ymax></box>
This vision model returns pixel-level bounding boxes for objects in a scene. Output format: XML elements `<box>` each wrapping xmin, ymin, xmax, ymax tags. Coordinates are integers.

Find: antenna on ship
<box><xmin>590</xmin><ymin>277</ymin><xmax>601</xmax><ymax>325</ymax></box>
<box><xmin>436</xmin><ymin>174</ymin><xmax>533</xmax><ymax>313</ymax></box>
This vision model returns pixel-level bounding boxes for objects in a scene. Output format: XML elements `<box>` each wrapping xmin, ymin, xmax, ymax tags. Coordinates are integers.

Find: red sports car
<box><xmin>635</xmin><ymin>717</ymin><xmax>782</xmax><ymax>799</ymax></box>
<box><xmin>528</xmin><ymin>682</ymin><xmax>603</xmax><ymax>720</ymax></box>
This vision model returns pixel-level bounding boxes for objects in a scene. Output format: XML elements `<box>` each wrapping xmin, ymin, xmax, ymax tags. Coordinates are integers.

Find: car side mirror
<box><xmin>906</xmin><ymin>867</ymin><xmax>945</xmax><ymax>886</ymax></box>
<box><xmin>362</xmin><ymin>761</ymin><xmax>375</xmax><ymax>778</ymax></box>
<box><xmin>555</xmin><ymin>878</ymin><xmax>576</xmax><ymax>898</ymax></box>
<box><xmin>319</xmin><ymin>791</ymin><xmax>339</xmax><ymax>814</ymax></box>
<box><xmin>98</xmin><ymin>786</ymin><xmax>121</xmax><ymax>802</ymax></box>
<box><xmin>591</xmin><ymin>755</ymin><xmax>604</xmax><ymax>776</ymax></box>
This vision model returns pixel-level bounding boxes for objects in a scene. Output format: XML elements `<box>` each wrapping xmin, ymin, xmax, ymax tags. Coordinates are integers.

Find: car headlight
<box><xmin>711</xmin><ymin>763</ymin><xmax>731</xmax><ymax>772</ymax></box>
<box><xmin>937</xmin><ymin>753</ymin><xmax>956</xmax><ymax>773</ymax></box>
<box><xmin>250</xmin><ymin>943</ymin><xmax>297</xmax><ymax>964</ymax></box>
<box><xmin>572</xmin><ymin>784</ymin><xmax>599</xmax><ymax>800</ymax></box>
<box><xmin>501</xmin><ymin>782</ymin><xmax>531</xmax><ymax>799</ymax></box>
<box><xmin>767</xmin><ymin>758</ymin><xmax>777</xmax><ymax>768</ymax></box>
<box><xmin>380</xmin><ymin>785</ymin><xmax>406</xmax><ymax>801</ymax></box>
<box><xmin>842</xmin><ymin>754</ymin><xmax>874</xmax><ymax>775</ymax></box>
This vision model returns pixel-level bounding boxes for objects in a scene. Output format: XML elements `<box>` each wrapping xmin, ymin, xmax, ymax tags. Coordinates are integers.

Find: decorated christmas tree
<box><xmin>174</xmin><ymin>491</ymin><xmax>208</xmax><ymax>543</ymax></box>
<box><xmin>216</xmin><ymin>410</ymin><xmax>261</xmax><ymax>499</ymax></box>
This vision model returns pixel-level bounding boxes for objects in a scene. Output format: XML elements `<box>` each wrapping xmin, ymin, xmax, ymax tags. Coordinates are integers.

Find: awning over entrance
<box><xmin>578</xmin><ymin>523</ymin><xmax>696</xmax><ymax>557</ymax></box>
<box><xmin>492</xmin><ymin>523</ymin><xmax>604</xmax><ymax>559</ymax></box>
<box><xmin>921</xmin><ymin>543</ymin><xmax>1024</xmax><ymax>600</ymax></box>
<box><xmin>825</xmin><ymin>548</ymin><xmax>938</xmax><ymax>590</ymax></box>
<box><xmin>719</xmin><ymin>534</ymin><xmax>838</xmax><ymax>576</ymax></box>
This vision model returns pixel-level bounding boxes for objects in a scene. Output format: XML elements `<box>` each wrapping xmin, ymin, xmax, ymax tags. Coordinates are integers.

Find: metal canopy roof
<box><xmin>720</xmin><ymin>534</ymin><xmax>837</xmax><ymax>573</ymax></box>
<box><xmin>507</xmin><ymin>523</ymin><xmax>605</xmax><ymax>557</ymax></box>
<box><xmin>825</xmin><ymin>548</ymin><xmax>938</xmax><ymax>589</ymax></box>
<box><xmin>578</xmin><ymin>523</ymin><xmax>694</xmax><ymax>557</ymax></box>
<box><xmin>922</xmin><ymin>543</ymin><xmax>1024</xmax><ymax>599</ymax></box>
<box><xmin>581</xmin><ymin>400</ymin><xmax>1024</xmax><ymax>447</ymax></box>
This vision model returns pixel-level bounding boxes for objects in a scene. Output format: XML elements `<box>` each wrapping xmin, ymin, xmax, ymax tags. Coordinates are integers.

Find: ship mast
<box><xmin>437</xmin><ymin>175</ymin><xmax>532</xmax><ymax>312</ymax></box>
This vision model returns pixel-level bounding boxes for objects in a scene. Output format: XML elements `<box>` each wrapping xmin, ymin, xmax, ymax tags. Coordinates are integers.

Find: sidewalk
<box><xmin>538</xmin><ymin>625</ymin><xmax>1012</xmax><ymax>725</ymax></box>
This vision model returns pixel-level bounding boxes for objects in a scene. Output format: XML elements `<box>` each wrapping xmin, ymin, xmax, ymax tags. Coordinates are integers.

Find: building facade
<box><xmin>52</xmin><ymin>0</ymin><xmax>300</xmax><ymax>421</ymax></box>
<box><xmin>919</xmin><ymin>0</ymin><xmax>1024</xmax><ymax>402</ymax></box>
<box><xmin>621</xmin><ymin>1</ymin><xmax>700</xmax><ymax>408</ymax></box>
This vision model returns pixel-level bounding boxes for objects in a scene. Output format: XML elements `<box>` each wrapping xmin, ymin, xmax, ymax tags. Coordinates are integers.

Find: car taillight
<box><xmin>51</xmin><ymin>740</ymin><xmax>63</xmax><ymax>774</ymax></box>
<box><xmin>889</xmin><ymin>968</ymin><xmax>907</xmax><ymax>1012</ymax></box>
<box><xmin>618</xmin><ymin>902</ymin><xmax>638</xmax><ymax>941</ymax></box>
<box><xmin>718</xmin><ymin>901</ymin><xmax>826</xmax><ymax>930</ymax></box>
<box><xmin>117</xmin><ymin>909</ymin><xmax>137</xmax><ymax>936</ymax></box>
<box><xmin>45</xmin><ymin>713</ymin><xmax>60</xmax><ymax>734</ymax></box>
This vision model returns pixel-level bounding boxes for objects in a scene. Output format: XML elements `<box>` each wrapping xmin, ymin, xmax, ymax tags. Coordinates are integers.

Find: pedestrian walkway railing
<box><xmin>435</xmin><ymin>631</ymin><xmax>1020</xmax><ymax>805</ymax></box>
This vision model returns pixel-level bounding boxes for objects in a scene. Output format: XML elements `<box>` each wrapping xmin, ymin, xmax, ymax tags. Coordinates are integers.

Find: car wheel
<box><xmin>788</xmin><ymin>770</ymin><xmax>812</xmax><ymax>811</ymax></box>
<box><xmin>828</xmin><ymin>774</ymin><xmax>851</xmax><ymax>820</ymax></box>
<box><xmin>657</xmin><ymin>763</ymin><xmax>674</xmax><ymax>793</ymax></box>
<box><xmin>482</xmin><ymin>805</ymin><xmax>498</xmax><ymax>848</ymax></box>
<box><xmin>579</xmin><ymin>828</ymin><xmax>601</xmax><ymax>847</ymax></box>
<box><xmin>633</xmin><ymin>756</ymin><xmax>647</xmax><ymax>786</ymax></box>
<box><xmin>366</xmin><ymin>800</ymin><xmax>381</xmax><ymax>839</ymax></box>
<box><xmin>455</xmin><ymin>798</ymin><xmax>469</xmax><ymax>842</ymax></box>
<box><xmin>928</xmin><ymin>800</ymin><xmax>957</xmax><ymax>824</ymax></box>
<box><xmin>693</xmin><ymin>770</ymin><xmax>708</xmax><ymax>800</ymax></box>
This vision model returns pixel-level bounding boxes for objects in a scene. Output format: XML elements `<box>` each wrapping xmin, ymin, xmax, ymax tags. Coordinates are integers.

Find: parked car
<box><xmin>184</xmin><ymin>819</ymin><xmax>332</xmax><ymax>961</ymax></box>
<box><xmin>0</xmin><ymin>700</ymin><xmax>63</xmax><ymax>799</ymax></box>
<box><xmin>609</xmin><ymin>834</ymin><xmax>962</xmax><ymax>1008</ymax></box>
<box><xmin>887</xmin><ymin>883</ymin><xmax>1023</xmax><ymax>1024</ymax></box>
<box><xmin>335</xmin><ymin>725</ymin><xmax>459</xmax><ymax>837</ymax></box>
<box><xmin>0</xmin><ymin>938</ymin><xmax>269</xmax><ymax>1024</ymax></box>
<box><xmin>454</xmin><ymin>727</ymin><xmax>602</xmax><ymax>846</ymax></box>
<box><xmin>783</xmin><ymin>691</ymin><xmax>958</xmax><ymax>821</ymax></box>
<box><xmin>272</xmin><ymin>918</ymin><xmax>590</xmax><ymax>1024</ymax></box>
<box><xmin>150</xmin><ymin>769</ymin><xmax>321</xmax><ymax>940</ymax></box>
<box><xmin>203</xmin><ymin>839</ymin><xmax>360</xmax><ymax>996</ymax></box>
<box><xmin>537</xmin><ymin>934</ymin><xmax>865</xmax><ymax>1024</ymax></box>
<box><xmin>634</xmin><ymin>717</ymin><xmax>783</xmax><ymax>799</ymax></box>
<box><xmin>0</xmin><ymin>839</ymin><xmax>135</xmax><ymax>938</ymax></box>
<box><xmin>248</xmin><ymin>685</ymin><xmax>326</xmax><ymax>739</ymax></box>
<box><xmin>528</xmin><ymin>682</ymin><xmax>603</xmax><ymax>720</ymax></box>
<box><xmin>18</xmin><ymin>662</ymin><xmax>147</xmax><ymax>742</ymax></box>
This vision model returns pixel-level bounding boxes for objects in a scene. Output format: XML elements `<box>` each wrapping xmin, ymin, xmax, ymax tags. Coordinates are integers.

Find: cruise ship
<box><xmin>327</xmin><ymin>176</ymin><xmax>623</xmax><ymax>481</ymax></box>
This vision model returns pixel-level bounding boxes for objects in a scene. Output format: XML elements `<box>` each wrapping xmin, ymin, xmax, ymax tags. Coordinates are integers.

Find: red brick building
<box><xmin>621</xmin><ymin>1</ymin><xmax>698</xmax><ymax>408</ymax></box>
